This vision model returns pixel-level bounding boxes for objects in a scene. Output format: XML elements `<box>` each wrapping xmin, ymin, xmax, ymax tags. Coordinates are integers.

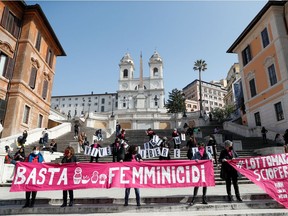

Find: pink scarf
<box><xmin>199</xmin><ymin>147</ymin><xmax>205</xmax><ymax>157</ymax></box>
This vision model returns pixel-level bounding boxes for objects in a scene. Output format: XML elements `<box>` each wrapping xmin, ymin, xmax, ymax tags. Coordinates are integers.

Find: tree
<box><xmin>193</xmin><ymin>59</ymin><xmax>207</xmax><ymax>118</ymax></box>
<box><xmin>165</xmin><ymin>88</ymin><xmax>186</xmax><ymax>114</ymax></box>
<box><xmin>211</xmin><ymin>104</ymin><xmax>235</xmax><ymax>122</ymax></box>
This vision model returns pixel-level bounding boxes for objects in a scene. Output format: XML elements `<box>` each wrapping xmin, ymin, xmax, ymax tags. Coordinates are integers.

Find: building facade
<box><xmin>227</xmin><ymin>1</ymin><xmax>288</xmax><ymax>131</ymax></box>
<box><xmin>0</xmin><ymin>1</ymin><xmax>65</xmax><ymax>137</ymax></box>
<box><xmin>183</xmin><ymin>79</ymin><xmax>227</xmax><ymax>114</ymax></box>
<box><xmin>223</xmin><ymin>63</ymin><xmax>240</xmax><ymax>106</ymax></box>
<box><xmin>51</xmin><ymin>93</ymin><xmax>117</xmax><ymax>118</ymax></box>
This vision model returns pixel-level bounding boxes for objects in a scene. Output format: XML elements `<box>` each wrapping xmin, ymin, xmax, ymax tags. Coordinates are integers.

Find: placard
<box><xmin>174</xmin><ymin>149</ymin><xmax>181</xmax><ymax>158</ymax></box>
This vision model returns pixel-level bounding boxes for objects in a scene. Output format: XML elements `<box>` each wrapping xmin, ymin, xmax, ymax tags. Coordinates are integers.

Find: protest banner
<box><xmin>10</xmin><ymin>160</ymin><xmax>215</xmax><ymax>192</ymax></box>
<box><xmin>227</xmin><ymin>153</ymin><xmax>288</xmax><ymax>208</ymax></box>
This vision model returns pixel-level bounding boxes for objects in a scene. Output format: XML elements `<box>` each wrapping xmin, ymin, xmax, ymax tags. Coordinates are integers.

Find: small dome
<box><xmin>149</xmin><ymin>51</ymin><xmax>162</xmax><ymax>63</ymax></box>
<box><xmin>120</xmin><ymin>53</ymin><xmax>134</xmax><ymax>65</ymax></box>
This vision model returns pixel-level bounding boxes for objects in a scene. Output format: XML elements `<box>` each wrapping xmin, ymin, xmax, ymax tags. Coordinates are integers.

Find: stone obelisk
<box><xmin>136</xmin><ymin>52</ymin><xmax>146</xmax><ymax>109</ymax></box>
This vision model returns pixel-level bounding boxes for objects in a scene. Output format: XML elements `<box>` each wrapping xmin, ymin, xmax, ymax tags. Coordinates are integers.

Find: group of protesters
<box><xmin>8</xmin><ymin>122</ymin><xmax>247</xmax><ymax>208</ymax></box>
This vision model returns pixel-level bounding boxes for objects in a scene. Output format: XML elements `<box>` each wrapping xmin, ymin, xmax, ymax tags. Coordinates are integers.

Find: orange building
<box><xmin>0</xmin><ymin>1</ymin><xmax>65</xmax><ymax>137</ymax></box>
<box><xmin>228</xmin><ymin>1</ymin><xmax>288</xmax><ymax>131</ymax></box>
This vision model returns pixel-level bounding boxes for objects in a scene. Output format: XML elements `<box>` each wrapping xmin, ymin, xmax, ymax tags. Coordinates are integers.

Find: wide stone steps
<box><xmin>0</xmin><ymin>194</ymin><xmax>284</xmax><ymax>215</ymax></box>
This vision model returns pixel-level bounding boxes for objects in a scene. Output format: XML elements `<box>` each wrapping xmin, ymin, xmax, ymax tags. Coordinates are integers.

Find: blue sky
<box><xmin>27</xmin><ymin>1</ymin><xmax>267</xmax><ymax>97</ymax></box>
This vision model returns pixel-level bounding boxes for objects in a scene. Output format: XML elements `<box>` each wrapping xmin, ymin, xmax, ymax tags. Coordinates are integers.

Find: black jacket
<box><xmin>218</xmin><ymin>149</ymin><xmax>239</xmax><ymax>180</ymax></box>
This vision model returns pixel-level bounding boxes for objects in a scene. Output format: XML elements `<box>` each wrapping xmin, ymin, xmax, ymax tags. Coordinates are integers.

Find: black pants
<box><xmin>90</xmin><ymin>156</ymin><xmax>99</xmax><ymax>163</ymax></box>
<box><xmin>63</xmin><ymin>190</ymin><xmax>74</xmax><ymax>204</ymax></box>
<box><xmin>25</xmin><ymin>191</ymin><xmax>37</xmax><ymax>206</ymax></box>
<box><xmin>193</xmin><ymin>187</ymin><xmax>207</xmax><ymax>197</ymax></box>
<box><xmin>225</xmin><ymin>175</ymin><xmax>240</xmax><ymax>197</ymax></box>
<box><xmin>124</xmin><ymin>188</ymin><xmax>140</xmax><ymax>205</ymax></box>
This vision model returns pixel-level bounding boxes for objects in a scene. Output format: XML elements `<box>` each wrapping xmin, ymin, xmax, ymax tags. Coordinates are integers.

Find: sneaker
<box><xmin>123</xmin><ymin>203</ymin><xmax>128</xmax><ymax>206</ymax></box>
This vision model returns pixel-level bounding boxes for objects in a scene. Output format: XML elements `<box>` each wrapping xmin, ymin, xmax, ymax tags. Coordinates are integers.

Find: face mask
<box><xmin>33</xmin><ymin>150</ymin><xmax>39</xmax><ymax>155</ymax></box>
<box><xmin>229</xmin><ymin>146</ymin><xmax>233</xmax><ymax>150</ymax></box>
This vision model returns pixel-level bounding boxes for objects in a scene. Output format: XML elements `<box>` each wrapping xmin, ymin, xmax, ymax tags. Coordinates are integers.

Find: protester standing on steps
<box><xmin>146</xmin><ymin>128</ymin><xmax>155</xmax><ymax>141</ymax></box>
<box><xmin>283</xmin><ymin>129</ymin><xmax>288</xmax><ymax>153</ymax></box>
<box><xmin>190</xmin><ymin>142</ymin><xmax>212</xmax><ymax>205</ymax></box>
<box><xmin>207</xmin><ymin>135</ymin><xmax>218</xmax><ymax>166</ymax></box>
<box><xmin>159</xmin><ymin>137</ymin><xmax>171</xmax><ymax>160</ymax></box>
<box><xmin>23</xmin><ymin>146</ymin><xmax>44</xmax><ymax>208</ymax></box>
<box><xmin>218</xmin><ymin>140</ymin><xmax>242</xmax><ymax>202</ymax></box>
<box><xmin>186</xmin><ymin>135</ymin><xmax>197</xmax><ymax>159</ymax></box>
<box><xmin>116</xmin><ymin>122</ymin><xmax>121</xmax><ymax>137</ymax></box>
<box><xmin>111</xmin><ymin>138</ymin><xmax>121</xmax><ymax>162</ymax></box>
<box><xmin>171</xmin><ymin>128</ymin><xmax>181</xmax><ymax>149</ymax></box>
<box><xmin>261</xmin><ymin>127</ymin><xmax>268</xmax><ymax>144</ymax></box>
<box><xmin>74</xmin><ymin>123</ymin><xmax>80</xmax><ymax>139</ymax></box>
<box><xmin>13</xmin><ymin>146</ymin><xmax>25</xmax><ymax>162</ymax></box>
<box><xmin>60</xmin><ymin>146</ymin><xmax>78</xmax><ymax>207</ymax></box>
<box><xmin>78</xmin><ymin>132</ymin><xmax>86</xmax><ymax>151</ymax></box>
<box><xmin>123</xmin><ymin>145</ymin><xmax>142</xmax><ymax>206</ymax></box>
<box><xmin>90</xmin><ymin>139</ymin><xmax>101</xmax><ymax>163</ymax></box>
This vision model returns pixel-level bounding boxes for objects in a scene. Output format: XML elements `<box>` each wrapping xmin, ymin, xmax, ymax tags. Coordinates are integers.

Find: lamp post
<box><xmin>88</xmin><ymin>99</ymin><xmax>91</xmax><ymax>118</ymax></box>
<box><xmin>182</xmin><ymin>93</ymin><xmax>187</xmax><ymax>118</ymax></box>
<box><xmin>111</xmin><ymin>95</ymin><xmax>115</xmax><ymax>118</ymax></box>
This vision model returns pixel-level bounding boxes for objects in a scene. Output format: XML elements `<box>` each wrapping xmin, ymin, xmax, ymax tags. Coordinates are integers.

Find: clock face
<box><xmin>122</xmin><ymin>83</ymin><xmax>128</xmax><ymax>89</ymax></box>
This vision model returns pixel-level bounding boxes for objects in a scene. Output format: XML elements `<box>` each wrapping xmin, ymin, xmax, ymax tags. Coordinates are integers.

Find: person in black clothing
<box><xmin>14</xmin><ymin>146</ymin><xmax>25</xmax><ymax>162</ymax></box>
<box><xmin>60</xmin><ymin>146</ymin><xmax>78</xmax><ymax>207</ymax></box>
<box><xmin>207</xmin><ymin>135</ymin><xmax>218</xmax><ymax>166</ymax></box>
<box><xmin>146</xmin><ymin>128</ymin><xmax>155</xmax><ymax>141</ymax></box>
<box><xmin>116</xmin><ymin>122</ymin><xmax>121</xmax><ymax>137</ymax></box>
<box><xmin>171</xmin><ymin>128</ymin><xmax>181</xmax><ymax>149</ymax></box>
<box><xmin>90</xmin><ymin>140</ymin><xmax>101</xmax><ymax>163</ymax></box>
<box><xmin>261</xmin><ymin>127</ymin><xmax>268</xmax><ymax>144</ymax></box>
<box><xmin>111</xmin><ymin>138</ymin><xmax>121</xmax><ymax>162</ymax></box>
<box><xmin>49</xmin><ymin>139</ymin><xmax>57</xmax><ymax>153</ymax></box>
<box><xmin>190</xmin><ymin>142</ymin><xmax>212</xmax><ymax>205</ymax></box>
<box><xmin>117</xmin><ymin>142</ymin><xmax>126</xmax><ymax>162</ymax></box>
<box><xmin>186</xmin><ymin>135</ymin><xmax>197</xmax><ymax>159</ymax></box>
<box><xmin>219</xmin><ymin>140</ymin><xmax>242</xmax><ymax>202</ymax></box>
<box><xmin>117</xmin><ymin>129</ymin><xmax>128</xmax><ymax>142</ymax></box>
<box><xmin>17</xmin><ymin>130</ymin><xmax>28</xmax><ymax>147</ymax></box>
<box><xmin>123</xmin><ymin>145</ymin><xmax>143</xmax><ymax>206</ymax></box>
<box><xmin>159</xmin><ymin>137</ymin><xmax>171</xmax><ymax>160</ymax></box>
<box><xmin>74</xmin><ymin>123</ymin><xmax>80</xmax><ymax>138</ymax></box>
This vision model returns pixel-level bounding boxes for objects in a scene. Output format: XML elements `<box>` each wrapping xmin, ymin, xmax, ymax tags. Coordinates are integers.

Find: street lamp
<box><xmin>111</xmin><ymin>95</ymin><xmax>115</xmax><ymax>118</ymax></box>
<box><xmin>182</xmin><ymin>93</ymin><xmax>187</xmax><ymax>118</ymax></box>
<box><xmin>88</xmin><ymin>99</ymin><xmax>91</xmax><ymax>118</ymax></box>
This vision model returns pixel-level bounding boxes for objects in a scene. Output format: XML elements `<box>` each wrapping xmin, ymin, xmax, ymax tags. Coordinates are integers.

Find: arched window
<box><xmin>123</xmin><ymin>69</ymin><xmax>128</xmax><ymax>78</ymax></box>
<box><xmin>153</xmin><ymin>67</ymin><xmax>159</xmax><ymax>77</ymax></box>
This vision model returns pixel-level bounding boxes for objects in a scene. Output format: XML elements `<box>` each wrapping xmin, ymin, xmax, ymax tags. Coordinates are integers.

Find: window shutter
<box><xmin>13</xmin><ymin>17</ymin><xmax>21</xmax><ymax>38</ymax></box>
<box><xmin>35</xmin><ymin>32</ymin><xmax>41</xmax><ymax>51</ymax></box>
<box><xmin>42</xmin><ymin>80</ymin><xmax>48</xmax><ymax>99</ymax></box>
<box><xmin>3</xmin><ymin>57</ymin><xmax>14</xmax><ymax>80</ymax></box>
<box><xmin>1</xmin><ymin>7</ymin><xmax>9</xmax><ymax>28</ymax></box>
<box><xmin>49</xmin><ymin>50</ymin><xmax>54</xmax><ymax>67</ymax></box>
<box><xmin>29</xmin><ymin>67</ymin><xmax>37</xmax><ymax>89</ymax></box>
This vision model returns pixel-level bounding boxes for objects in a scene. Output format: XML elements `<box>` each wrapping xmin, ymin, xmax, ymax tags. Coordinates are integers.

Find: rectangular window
<box><xmin>29</xmin><ymin>67</ymin><xmax>37</xmax><ymax>89</ymax></box>
<box><xmin>242</xmin><ymin>45</ymin><xmax>252</xmax><ymax>66</ymax></box>
<box><xmin>46</xmin><ymin>48</ymin><xmax>54</xmax><ymax>68</ymax></box>
<box><xmin>38</xmin><ymin>114</ymin><xmax>43</xmax><ymax>128</ymax></box>
<box><xmin>42</xmin><ymin>80</ymin><xmax>48</xmax><ymax>99</ymax></box>
<box><xmin>35</xmin><ymin>31</ymin><xmax>41</xmax><ymax>51</ymax></box>
<box><xmin>23</xmin><ymin>105</ymin><xmax>30</xmax><ymax>124</ymax></box>
<box><xmin>101</xmin><ymin>106</ymin><xmax>104</xmax><ymax>112</ymax></box>
<box><xmin>1</xmin><ymin>7</ymin><xmax>20</xmax><ymax>38</ymax></box>
<box><xmin>261</xmin><ymin>28</ymin><xmax>270</xmax><ymax>48</ymax></box>
<box><xmin>268</xmin><ymin>64</ymin><xmax>277</xmax><ymax>86</ymax></box>
<box><xmin>254</xmin><ymin>112</ymin><xmax>261</xmax><ymax>126</ymax></box>
<box><xmin>249</xmin><ymin>79</ymin><xmax>257</xmax><ymax>97</ymax></box>
<box><xmin>0</xmin><ymin>53</ymin><xmax>7</xmax><ymax>76</ymax></box>
<box><xmin>274</xmin><ymin>102</ymin><xmax>284</xmax><ymax>121</ymax></box>
<box><xmin>101</xmin><ymin>98</ymin><xmax>105</xmax><ymax>104</ymax></box>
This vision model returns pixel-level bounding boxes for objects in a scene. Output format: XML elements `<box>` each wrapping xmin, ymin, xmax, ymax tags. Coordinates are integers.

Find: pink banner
<box><xmin>227</xmin><ymin>153</ymin><xmax>288</xmax><ymax>208</ymax></box>
<box><xmin>10</xmin><ymin>160</ymin><xmax>215</xmax><ymax>192</ymax></box>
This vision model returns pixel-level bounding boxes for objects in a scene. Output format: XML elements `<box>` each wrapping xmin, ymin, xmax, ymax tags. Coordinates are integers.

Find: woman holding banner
<box><xmin>22</xmin><ymin>146</ymin><xmax>44</xmax><ymax>208</ymax></box>
<box><xmin>186</xmin><ymin>135</ymin><xmax>197</xmax><ymax>159</ymax></box>
<box><xmin>90</xmin><ymin>140</ymin><xmax>102</xmax><ymax>163</ymax></box>
<box><xmin>123</xmin><ymin>145</ymin><xmax>143</xmax><ymax>206</ymax></box>
<box><xmin>190</xmin><ymin>142</ymin><xmax>212</xmax><ymax>205</ymax></box>
<box><xmin>60</xmin><ymin>146</ymin><xmax>78</xmax><ymax>207</ymax></box>
<box><xmin>219</xmin><ymin>140</ymin><xmax>242</xmax><ymax>202</ymax></box>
